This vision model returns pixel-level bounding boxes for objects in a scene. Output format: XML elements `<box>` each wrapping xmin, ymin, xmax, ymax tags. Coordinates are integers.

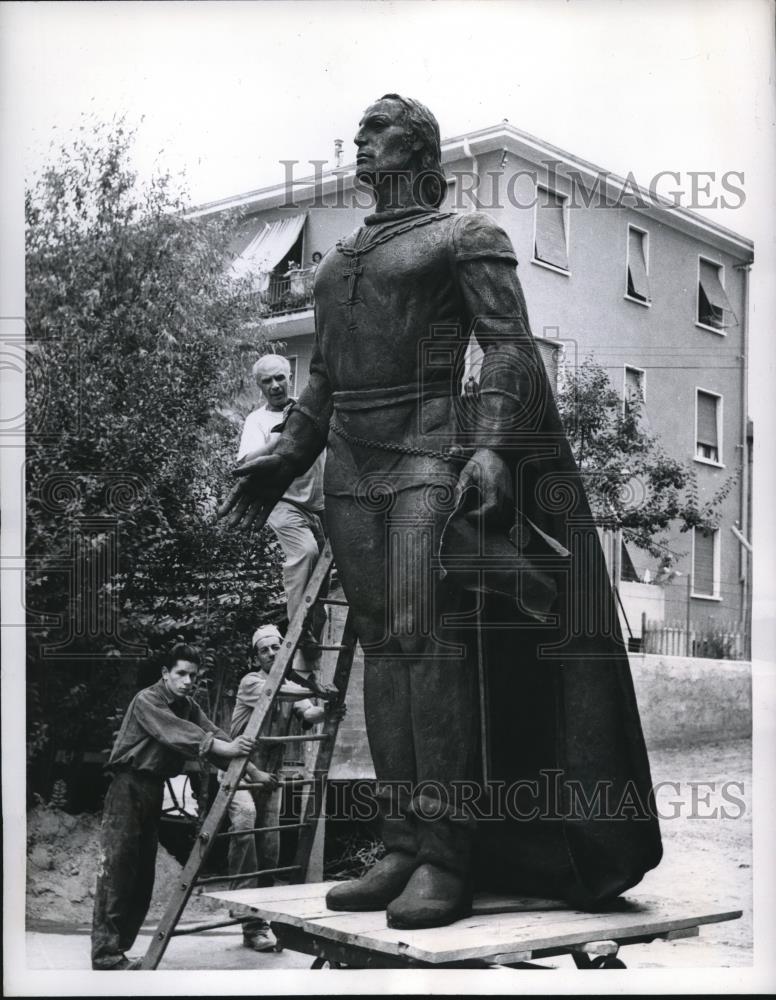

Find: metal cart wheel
<box><xmin>591</xmin><ymin>955</ymin><xmax>627</xmax><ymax>969</ymax></box>
<box><xmin>311</xmin><ymin>956</ymin><xmax>344</xmax><ymax>969</ymax></box>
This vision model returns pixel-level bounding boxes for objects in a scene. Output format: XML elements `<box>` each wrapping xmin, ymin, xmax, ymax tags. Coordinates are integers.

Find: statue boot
<box><xmin>386</xmin><ymin>794</ymin><xmax>475</xmax><ymax>929</ymax></box>
<box><xmin>326</xmin><ymin>791</ymin><xmax>417</xmax><ymax>912</ymax></box>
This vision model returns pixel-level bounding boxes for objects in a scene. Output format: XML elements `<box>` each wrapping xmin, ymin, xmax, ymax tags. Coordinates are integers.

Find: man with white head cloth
<box><xmin>237</xmin><ymin>355</ymin><xmax>326</xmax><ymax>658</ymax></box>
<box><xmin>226</xmin><ymin>622</ymin><xmax>327</xmax><ymax>951</ymax></box>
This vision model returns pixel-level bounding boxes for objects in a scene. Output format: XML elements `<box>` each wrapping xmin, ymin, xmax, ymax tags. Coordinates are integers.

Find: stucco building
<box><xmin>194</xmin><ymin>123</ymin><xmax>753</xmax><ymax>647</ymax></box>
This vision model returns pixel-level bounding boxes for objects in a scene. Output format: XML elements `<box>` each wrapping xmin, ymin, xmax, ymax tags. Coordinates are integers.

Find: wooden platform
<box><xmin>207</xmin><ymin>882</ymin><xmax>742</xmax><ymax>969</ymax></box>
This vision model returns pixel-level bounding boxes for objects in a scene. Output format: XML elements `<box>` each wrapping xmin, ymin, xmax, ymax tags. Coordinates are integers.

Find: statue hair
<box><xmin>379</xmin><ymin>93</ymin><xmax>446</xmax><ymax>209</ymax></box>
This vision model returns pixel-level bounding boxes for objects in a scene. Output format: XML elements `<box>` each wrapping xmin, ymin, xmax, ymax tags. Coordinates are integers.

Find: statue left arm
<box><xmin>451</xmin><ymin>213</ymin><xmax>552</xmax><ymax>521</ymax></box>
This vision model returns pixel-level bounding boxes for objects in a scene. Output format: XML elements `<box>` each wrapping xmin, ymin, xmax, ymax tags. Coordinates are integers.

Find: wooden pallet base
<box><xmin>207</xmin><ymin>881</ymin><xmax>741</xmax><ymax>969</ymax></box>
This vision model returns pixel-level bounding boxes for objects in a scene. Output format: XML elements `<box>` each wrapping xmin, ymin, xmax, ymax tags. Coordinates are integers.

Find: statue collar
<box><xmin>364</xmin><ymin>206</ymin><xmax>439</xmax><ymax>226</ymax></box>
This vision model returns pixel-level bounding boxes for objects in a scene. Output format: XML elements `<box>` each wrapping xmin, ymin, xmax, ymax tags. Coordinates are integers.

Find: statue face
<box><xmin>354</xmin><ymin>98</ymin><xmax>415</xmax><ymax>185</ymax></box>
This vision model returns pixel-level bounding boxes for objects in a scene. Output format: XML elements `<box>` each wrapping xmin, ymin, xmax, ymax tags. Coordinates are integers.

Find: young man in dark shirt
<box><xmin>90</xmin><ymin>643</ymin><xmax>272</xmax><ymax>970</ymax></box>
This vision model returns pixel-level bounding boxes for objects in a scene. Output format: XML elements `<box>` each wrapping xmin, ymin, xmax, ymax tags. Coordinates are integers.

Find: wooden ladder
<box><xmin>139</xmin><ymin>541</ymin><xmax>356</xmax><ymax>969</ymax></box>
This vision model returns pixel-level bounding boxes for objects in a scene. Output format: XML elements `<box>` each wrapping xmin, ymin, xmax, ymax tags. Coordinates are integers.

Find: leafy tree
<box><xmin>25</xmin><ymin>119</ymin><xmax>281</xmax><ymax>800</ymax></box>
<box><xmin>556</xmin><ymin>357</ymin><xmax>737</xmax><ymax>565</ymax></box>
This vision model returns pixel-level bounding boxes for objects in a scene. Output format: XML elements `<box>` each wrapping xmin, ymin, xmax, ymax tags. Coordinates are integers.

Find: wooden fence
<box><xmin>641</xmin><ymin>617</ymin><xmax>749</xmax><ymax>660</ymax></box>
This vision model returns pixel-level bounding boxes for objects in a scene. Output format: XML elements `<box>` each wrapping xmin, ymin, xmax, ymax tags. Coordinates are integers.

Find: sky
<box><xmin>4</xmin><ymin>0</ymin><xmax>774</xmax><ymax>232</ymax></box>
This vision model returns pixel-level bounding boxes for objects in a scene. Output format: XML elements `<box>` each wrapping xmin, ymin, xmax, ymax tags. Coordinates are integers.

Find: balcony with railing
<box><xmin>261</xmin><ymin>266</ymin><xmax>316</xmax><ymax>315</ymax></box>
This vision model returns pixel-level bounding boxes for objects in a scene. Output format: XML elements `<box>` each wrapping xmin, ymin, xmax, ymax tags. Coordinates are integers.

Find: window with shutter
<box><xmin>625</xmin><ymin>366</ymin><xmax>645</xmax><ymax>405</ymax></box>
<box><xmin>626</xmin><ymin>228</ymin><xmax>650</xmax><ymax>302</ymax></box>
<box><xmin>698</xmin><ymin>259</ymin><xmax>736</xmax><ymax>330</ymax></box>
<box><xmin>696</xmin><ymin>390</ymin><xmax>721</xmax><ymax>463</ymax></box>
<box><xmin>692</xmin><ymin>528</ymin><xmax>717</xmax><ymax>597</ymax></box>
<box><xmin>534</xmin><ymin>189</ymin><xmax>569</xmax><ymax>270</ymax></box>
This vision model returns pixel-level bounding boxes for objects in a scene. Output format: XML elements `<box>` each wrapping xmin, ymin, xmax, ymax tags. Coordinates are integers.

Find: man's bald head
<box><xmin>252</xmin><ymin>354</ymin><xmax>292</xmax><ymax>381</ymax></box>
<box><xmin>252</xmin><ymin>355</ymin><xmax>292</xmax><ymax>410</ymax></box>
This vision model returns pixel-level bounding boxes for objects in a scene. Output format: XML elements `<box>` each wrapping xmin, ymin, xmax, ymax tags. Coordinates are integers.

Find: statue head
<box><xmin>354</xmin><ymin>94</ymin><xmax>446</xmax><ymax>209</ymax></box>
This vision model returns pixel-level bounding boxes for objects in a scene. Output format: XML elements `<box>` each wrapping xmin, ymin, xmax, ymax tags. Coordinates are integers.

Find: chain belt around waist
<box><xmin>329</xmin><ymin>416</ymin><xmax>466</xmax><ymax>464</ymax></box>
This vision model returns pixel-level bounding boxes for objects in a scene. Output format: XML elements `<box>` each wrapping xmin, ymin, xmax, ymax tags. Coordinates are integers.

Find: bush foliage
<box><xmin>25</xmin><ymin>120</ymin><xmax>280</xmax><ymax>796</ymax></box>
<box><xmin>556</xmin><ymin>356</ymin><xmax>737</xmax><ymax>562</ymax></box>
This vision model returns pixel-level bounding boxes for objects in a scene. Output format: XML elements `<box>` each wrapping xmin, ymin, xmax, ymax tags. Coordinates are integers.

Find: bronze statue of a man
<box><xmin>223</xmin><ymin>94</ymin><xmax>662</xmax><ymax>929</ymax></box>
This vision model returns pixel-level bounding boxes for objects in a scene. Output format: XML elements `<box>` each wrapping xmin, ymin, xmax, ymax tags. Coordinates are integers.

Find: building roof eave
<box><xmin>446</xmin><ymin>124</ymin><xmax>754</xmax><ymax>260</ymax></box>
<box><xmin>190</xmin><ymin>122</ymin><xmax>754</xmax><ymax>260</ymax></box>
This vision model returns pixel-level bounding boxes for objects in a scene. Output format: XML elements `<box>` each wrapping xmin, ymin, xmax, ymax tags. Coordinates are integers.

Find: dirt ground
<box><xmin>26</xmin><ymin>802</ymin><xmax>223</xmax><ymax>929</ymax></box>
<box><xmin>24</xmin><ymin>737</ymin><xmax>752</xmax><ymax>970</ymax></box>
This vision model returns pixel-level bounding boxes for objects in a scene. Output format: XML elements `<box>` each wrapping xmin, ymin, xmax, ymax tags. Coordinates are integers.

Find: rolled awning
<box><xmin>627</xmin><ymin>228</ymin><xmax>650</xmax><ymax>301</ymax></box>
<box><xmin>230</xmin><ymin>212</ymin><xmax>307</xmax><ymax>287</ymax></box>
<box><xmin>699</xmin><ymin>259</ymin><xmax>736</xmax><ymax>325</ymax></box>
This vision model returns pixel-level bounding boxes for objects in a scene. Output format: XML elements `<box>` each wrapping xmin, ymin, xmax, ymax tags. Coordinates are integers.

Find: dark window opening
<box><xmin>693</xmin><ymin>529</ymin><xmax>716</xmax><ymax>597</ymax></box>
<box><xmin>698</xmin><ymin>259</ymin><xmax>735</xmax><ymax>329</ymax></box>
<box><xmin>696</xmin><ymin>390</ymin><xmax>720</xmax><ymax>463</ymax></box>
<box><xmin>626</xmin><ymin>228</ymin><xmax>650</xmax><ymax>302</ymax></box>
<box><xmin>698</xmin><ymin>284</ymin><xmax>724</xmax><ymax>329</ymax></box>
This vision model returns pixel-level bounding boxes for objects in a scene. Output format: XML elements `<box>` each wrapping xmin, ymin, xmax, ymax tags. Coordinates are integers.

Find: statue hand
<box><xmin>218</xmin><ymin>454</ymin><xmax>296</xmax><ymax>530</ymax></box>
<box><xmin>455</xmin><ymin>448</ymin><xmax>513</xmax><ymax>522</ymax></box>
<box><xmin>232</xmin><ymin>452</ymin><xmax>289</xmax><ymax>480</ymax></box>
<box><xmin>217</xmin><ymin>479</ymin><xmax>275</xmax><ymax>530</ymax></box>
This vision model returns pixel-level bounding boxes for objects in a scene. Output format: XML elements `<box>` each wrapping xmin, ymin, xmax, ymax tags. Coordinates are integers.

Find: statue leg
<box><xmin>386</xmin><ymin>655</ymin><xmax>479</xmax><ymax>929</ymax></box>
<box><xmin>324</xmin><ymin>494</ymin><xmax>419</xmax><ymax>911</ymax></box>
<box><xmin>324</xmin><ymin>483</ymin><xmax>481</xmax><ymax>923</ymax></box>
<box><xmin>382</xmin><ymin>484</ymin><xmax>480</xmax><ymax>929</ymax></box>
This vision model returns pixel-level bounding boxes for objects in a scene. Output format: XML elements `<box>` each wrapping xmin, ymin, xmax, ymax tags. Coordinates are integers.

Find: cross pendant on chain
<box><xmin>342</xmin><ymin>254</ymin><xmax>363</xmax><ymax>332</ymax></box>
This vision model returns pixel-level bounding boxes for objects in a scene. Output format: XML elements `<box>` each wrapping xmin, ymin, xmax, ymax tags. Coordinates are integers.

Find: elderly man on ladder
<box><xmin>236</xmin><ymin>354</ymin><xmax>327</xmax><ymax>668</ymax></box>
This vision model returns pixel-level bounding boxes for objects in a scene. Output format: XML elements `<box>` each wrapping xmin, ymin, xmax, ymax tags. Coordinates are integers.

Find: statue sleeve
<box><xmin>452</xmin><ymin>212</ymin><xmax>554</xmax><ymax>453</ymax></box>
<box><xmin>272</xmin><ymin>325</ymin><xmax>333</xmax><ymax>476</ymax></box>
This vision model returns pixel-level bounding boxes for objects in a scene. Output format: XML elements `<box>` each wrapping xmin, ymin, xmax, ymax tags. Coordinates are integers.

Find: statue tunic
<box><xmin>308</xmin><ymin>207</ymin><xmax>534</xmax><ymax>500</ymax></box>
